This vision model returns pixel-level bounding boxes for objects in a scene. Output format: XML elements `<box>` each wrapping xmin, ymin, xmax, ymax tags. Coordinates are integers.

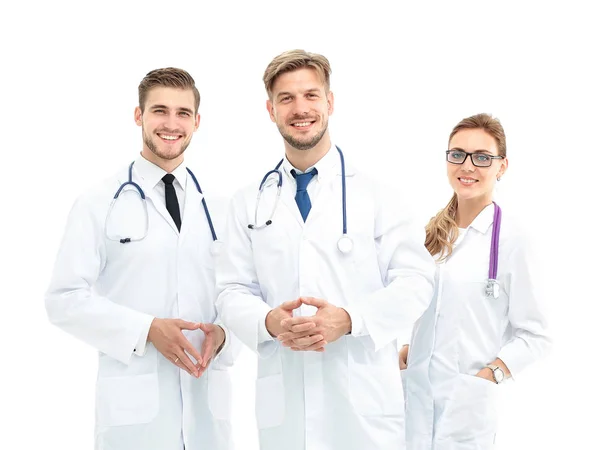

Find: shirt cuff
<box><xmin>132</xmin><ymin>315</ymin><xmax>154</xmax><ymax>357</ymax></box>
<box><xmin>258</xmin><ymin>310</ymin><xmax>275</xmax><ymax>344</ymax></box>
<box><xmin>344</xmin><ymin>306</ymin><xmax>367</xmax><ymax>337</ymax></box>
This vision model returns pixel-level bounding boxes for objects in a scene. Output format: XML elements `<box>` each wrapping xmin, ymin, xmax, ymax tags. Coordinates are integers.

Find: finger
<box><xmin>290</xmin><ymin>322</ymin><xmax>317</xmax><ymax>333</ymax></box>
<box><xmin>291</xmin><ymin>334</ymin><xmax>324</xmax><ymax>348</ymax></box>
<box><xmin>197</xmin><ymin>356</ymin><xmax>214</xmax><ymax>378</ymax></box>
<box><xmin>299</xmin><ymin>297</ymin><xmax>327</xmax><ymax>308</ymax></box>
<box><xmin>197</xmin><ymin>322</ymin><xmax>216</xmax><ymax>334</ymax></box>
<box><xmin>172</xmin><ymin>353</ymin><xmax>199</xmax><ymax>377</ymax></box>
<box><xmin>278</xmin><ymin>328</ymin><xmax>319</xmax><ymax>342</ymax></box>
<box><xmin>280</xmin><ymin>316</ymin><xmax>317</xmax><ymax>329</ymax></box>
<box><xmin>200</xmin><ymin>336</ymin><xmax>215</xmax><ymax>368</ymax></box>
<box><xmin>279</xmin><ymin>299</ymin><xmax>303</xmax><ymax>311</ymax></box>
<box><xmin>291</xmin><ymin>340</ymin><xmax>327</xmax><ymax>352</ymax></box>
<box><xmin>176</xmin><ymin>350</ymin><xmax>200</xmax><ymax>377</ymax></box>
<box><xmin>180</xmin><ymin>338</ymin><xmax>203</xmax><ymax>368</ymax></box>
<box><xmin>176</xmin><ymin>319</ymin><xmax>202</xmax><ymax>331</ymax></box>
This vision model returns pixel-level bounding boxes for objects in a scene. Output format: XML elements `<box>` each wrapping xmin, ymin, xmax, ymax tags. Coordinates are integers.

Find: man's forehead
<box><xmin>272</xmin><ymin>68</ymin><xmax>327</xmax><ymax>94</ymax></box>
<box><xmin>145</xmin><ymin>86</ymin><xmax>195</xmax><ymax>108</ymax></box>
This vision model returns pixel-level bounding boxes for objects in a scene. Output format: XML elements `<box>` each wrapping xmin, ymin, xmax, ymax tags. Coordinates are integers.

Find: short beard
<box><xmin>278</xmin><ymin>120</ymin><xmax>328</xmax><ymax>151</ymax></box>
<box><xmin>143</xmin><ymin>130</ymin><xmax>189</xmax><ymax>160</ymax></box>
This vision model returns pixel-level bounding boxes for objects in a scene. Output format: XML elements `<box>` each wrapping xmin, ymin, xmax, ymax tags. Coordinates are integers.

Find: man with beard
<box><xmin>45</xmin><ymin>68</ymin><xmax>236</xmax><ymax>450</ymax></box>
<box><xmin>215</xmin><ymin>50</ymin><xmax>436</xmax><ymax>450</ymax></box>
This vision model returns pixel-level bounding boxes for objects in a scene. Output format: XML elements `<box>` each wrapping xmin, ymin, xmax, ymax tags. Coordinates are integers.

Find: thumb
<box><xmin>300</xmin><ymin>297</ymin><xmax>327</xmax><ymax>308</ymax></box>
<box><xmin>177</xmin><ymin>320</ymin><xmax>201</xmax><ymax>330</ymax></box>
<box><xmin>280</xmin><ymin>299</ymin><xmax>302</xmax><ymax>311</ymax></box>
<box><xmin>197</xmin><ymin>323</ymin><xmax>215</xmax><ymax>334</ymax></box>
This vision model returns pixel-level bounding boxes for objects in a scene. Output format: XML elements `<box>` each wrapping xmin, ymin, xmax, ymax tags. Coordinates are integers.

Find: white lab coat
<box><xmin>402</xmin><ymin>204</ymin><xmax>551</xmax><ymax>450</ymax></box>
<box><xmin>45</xmin><ymin>157</ymin><xmax>236</xmax><ymax>450</ymax></box>
<box><xmin>215</xmin><ymin>147</ymin><xmax>436</xmax><ymax>450</ymax></box>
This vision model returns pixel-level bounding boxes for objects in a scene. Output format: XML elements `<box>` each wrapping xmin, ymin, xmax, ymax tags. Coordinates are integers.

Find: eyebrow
<box><xmin>149</xmin><ymin>104</ymin><xmax>194</xmax><ymax>115</ymax></box>
<box><xmin>276</xmin><ymin>88</ymin><xmax>321</xmax><ymax>99</ymax></box>
<box><xmin>450</xmin><ymin>147</ymin><xmax>494</xmax><ymax>155</ymax></box>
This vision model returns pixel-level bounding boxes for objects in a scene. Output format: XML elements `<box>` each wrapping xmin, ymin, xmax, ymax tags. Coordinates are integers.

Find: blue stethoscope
<box><xmin>105</xmin><ymin>161</ymin><xmax>221</xmax><ymax>254</ymax></box>
<box><xmin>247</xmin><ymin>146</ymin><xmax>353</xmax><ymax>254</ymax></box>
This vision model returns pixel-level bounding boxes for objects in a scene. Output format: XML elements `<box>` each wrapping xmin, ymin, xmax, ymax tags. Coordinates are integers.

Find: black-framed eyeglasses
<box><xmin>446</xmin><ymin>150</ymin><xmax>504</xmax><ymax>168</ymax></box>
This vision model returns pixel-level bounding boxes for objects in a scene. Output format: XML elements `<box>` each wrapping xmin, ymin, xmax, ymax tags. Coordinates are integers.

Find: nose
<box><xmin>461</xmin><ymin>156</ymin><xmax>476</xmax><ymax>172</ymax></box>
<box><xmin>293</xmin><ymin>97</ymin><xmax>311</xmax><ymax>115</ymax></box>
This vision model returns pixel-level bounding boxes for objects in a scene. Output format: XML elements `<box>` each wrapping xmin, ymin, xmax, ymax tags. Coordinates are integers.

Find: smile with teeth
<box><xmin>158</xmin><ymin>134</ymin><xmax>181</xmax><ymax>141</ymax></box>
<box><xmin>291</xmin><ymin>121</ymin><xmax>315</xmax><ymax>128</ymax></box>
<box><xmin>459</xmin><ymin>177</ymin><xmax>478</xmax><ymax>184</ymax></box>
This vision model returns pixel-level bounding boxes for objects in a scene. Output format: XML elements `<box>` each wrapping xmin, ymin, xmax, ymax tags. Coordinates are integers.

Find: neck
<box><xmin>141</xmin><ymin>148</ymin><xmax>184</xmax><ymax>173</ymax></box>
<box><xmin>455</xmin><ymin>195</ymin><xmax>493</xmax><ymax>228</ymax></box>
<box><xmin>284</xmin><ymin>133</ymin><xmax>331</xmax><ymax>172</ymax></box>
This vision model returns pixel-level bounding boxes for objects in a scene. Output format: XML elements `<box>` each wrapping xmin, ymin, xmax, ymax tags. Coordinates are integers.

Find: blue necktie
<box><xmin>292</xmin><ymin>168</ymin><xmax>318</xmax><ymax>222</ymax></box>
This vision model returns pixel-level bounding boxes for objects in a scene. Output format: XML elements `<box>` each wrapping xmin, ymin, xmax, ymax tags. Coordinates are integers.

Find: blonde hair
<box><xmin>263</xmin><ymin>49</ymin><xmax>331</xmax><ymax>99</ymax></box>
<box><xmin>425</xmin><ymin>113</ymin><xmax>507</xmax><ymax>260</ymax></box>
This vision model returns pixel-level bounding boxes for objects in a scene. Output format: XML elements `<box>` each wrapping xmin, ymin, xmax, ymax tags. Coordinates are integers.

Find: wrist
<box><xmin>265</xmin><ymin>310</ymin><xmax>277</xmax><ymax>337</ymax></box>
<box><xmin>216</xmin><ymin>326</ymin><xmax>226</xmax><ymax>354</ymax></box>
<box><xmin>340</xmin><ymin>307</ymin><xmax>352</xmax><ymax>335</ymax></box>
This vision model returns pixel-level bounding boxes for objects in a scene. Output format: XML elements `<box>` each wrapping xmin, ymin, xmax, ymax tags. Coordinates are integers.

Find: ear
<box><xmin>134</xmin><ymin>106</ymin><xmax>143</xmax><ymax>126</ymax></box>
<box><xmin>267</xmin><ymin>99</ymin><xmax>276</xmax><ymax>123</ymax></box>
<box><xmin>194</xmin><ymin>113</ymin><xmax>200</xmax><ymax>131</ymax></box>
<box><xmin>497</xmin><ymin>157</ymin><xmax>509</xmax><ymax>179</ymax></box>
<box><xmin>327</xmin><ymin>91</ymin><xmax>334</xmax><ymax>115</ymax></box>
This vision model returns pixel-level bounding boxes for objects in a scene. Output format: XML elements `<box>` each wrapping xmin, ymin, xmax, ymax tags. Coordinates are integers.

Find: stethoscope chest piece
<box><xmin>485</xmin><ymin>279</ymin><xmax>500</xmax><ymax>299</ymax></box>
<box><xmin>337</xmin><ymin>235</ymin><xmax>353</xmax><ymax>254</ymax></box>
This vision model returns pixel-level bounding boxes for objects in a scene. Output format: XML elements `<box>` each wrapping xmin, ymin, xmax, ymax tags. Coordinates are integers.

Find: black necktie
<box><xmin>162</xmin><ymin>174</ymin><xmax>181</xmax><ymax>231</ymax></box>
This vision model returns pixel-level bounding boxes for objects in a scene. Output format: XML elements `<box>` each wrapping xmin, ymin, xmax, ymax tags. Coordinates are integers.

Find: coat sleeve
<box><xmin>497</xmin><ymin>228</ymin><xmax>552</xmax><ymax>376</ymax></box>
<box><xmin>45</xmin><ymin>194</ymin><xmax>154</xmax><ymax>365</ymax></box>
<box><xmin>215</xmin><ymin>191</ymin><xmax>277</xmax><ymax>358</ymax></box>
<box><xmin>344</xmin><ymin>185</ymin><xmax>436</xmax><ymax>351</ymax></box>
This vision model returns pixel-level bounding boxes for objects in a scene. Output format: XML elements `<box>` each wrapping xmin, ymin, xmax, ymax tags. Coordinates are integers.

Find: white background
<box><xmin>1</xmin><ymin>1</ymin><xmax>598</xmax><ymax>449</ymax></box>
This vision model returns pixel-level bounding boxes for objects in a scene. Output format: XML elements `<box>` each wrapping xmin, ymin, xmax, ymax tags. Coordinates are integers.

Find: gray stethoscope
<box><xmin>105</xmin><ymin>161</ymin><xmax>221</xmax><ymax>254</ymax></box>
<box><xmin>247</xmin><ymin>146</ymin><xmax>353</xmax><ymax>254</ymax></box>
<box><xmin>485</xmin><ymin>202</ymin><xmax>502</xmax><ymax>299</ymax></box>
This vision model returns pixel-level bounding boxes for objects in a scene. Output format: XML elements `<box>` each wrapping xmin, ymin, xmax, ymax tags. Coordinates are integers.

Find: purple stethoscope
<box><xmin>486</xmin><ymin>202</ymin><xmax>502</xmax><ymax>299</ymax></box>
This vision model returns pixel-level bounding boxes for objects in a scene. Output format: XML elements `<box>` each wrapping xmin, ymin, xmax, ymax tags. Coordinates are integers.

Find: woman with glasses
<box><xmin>400</xmin><ymin>113</ymin><xmax>551</xmax><ymax>449</ymax></box>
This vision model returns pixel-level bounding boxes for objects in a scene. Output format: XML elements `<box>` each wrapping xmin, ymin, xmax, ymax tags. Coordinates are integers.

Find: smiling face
<box><xmin>134</xmin><ymin>86</ymin><xmax>200</xmax><ymax>163</ymax></box>
<box><xmin>266</xmin><ymin>67</ymin><xmax>333</xmax><ymax>151</ymax></box>
<box><xmin>447</xmin><ymin>128</ymin><xmax>508</xmax><ymax>202</ymax></box>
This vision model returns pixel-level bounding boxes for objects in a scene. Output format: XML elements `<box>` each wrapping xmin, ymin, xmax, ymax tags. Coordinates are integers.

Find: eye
<box><xmin>280</xmin><ymin>96</ymin><xmax>292</xmax><ymax>103</ymax></box>
<box><xmin>450</xmin><ymin>151</ymin><xmax>465</xmax><ymax>160</ymax></box>
<box><xmin>154</xmin><ymin>109</ymin><xmax>166</xmax><ymax>114</ymax></box>
<box><xmin>307</xmin><ymin>93</ymin><xmax>318</xmax><ymax>98</ymax></box>
<box><xmin>178</xmin><ymin>111</ymin><xmax>191</xmax><ymax>117</ymax></box>
<box><xmin>475</xmin><ymin>154</ymin><xmax>491</xmax><ymax>162</ymax></box>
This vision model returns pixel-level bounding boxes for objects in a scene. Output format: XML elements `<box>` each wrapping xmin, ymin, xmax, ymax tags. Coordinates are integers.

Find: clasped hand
<box><xmin>266</xmin><ymin>297</ymin><xmax>351</xmax><ymax>352</ymax></box>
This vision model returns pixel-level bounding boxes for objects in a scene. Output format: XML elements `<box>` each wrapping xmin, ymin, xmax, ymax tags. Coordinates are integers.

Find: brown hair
<box><xmin>263</xmin><ymin>49</ymin><xmax>331</xmax><ymax>99</ymax></box>
<box><xmin>425</xmin><ymin>113</ymin><xmax>507</xmax><ymax>260</ymax></box>
<box><xmin>138</xmin><ymin>67</ymin><xmax>200</xmax><ymax>113</ymax></box>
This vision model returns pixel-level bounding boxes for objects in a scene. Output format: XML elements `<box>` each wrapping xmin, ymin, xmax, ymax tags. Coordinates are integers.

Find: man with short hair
<box><xmin>216</xmin><ymin>50</ymin><xmax>436</xmax><ymax>450</ymax></box>
<box><xmin>46</xmin><ymin>67</ymin><xmax>235</xmax><ymax>450</ymax></box>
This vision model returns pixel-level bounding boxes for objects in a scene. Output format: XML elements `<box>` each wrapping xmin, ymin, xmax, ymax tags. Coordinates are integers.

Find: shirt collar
<box><xmin>134</xmin><ymin>155</ymin><xmax>187</xmax><ymax>191</ymax></box>
<box><xmin>467</xmin><ymin>202</ymin><xmax>495</xmax><ymax>234</ymax></box>
<box><xmin>282</xmin><ymin>143</ymin><xmax>338</xmax><ymax>184</ymax></box>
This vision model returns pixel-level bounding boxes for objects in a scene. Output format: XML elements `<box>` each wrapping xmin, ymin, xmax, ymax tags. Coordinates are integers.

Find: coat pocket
<box><xmin>349</xmin><ymin>361</ymin><xmax>404</xmax><ymax>416</ymax></box>
<box><xmin>436</xmin><ymin>374</ymin><xmax>498</xmax><ymax>443</ymax></box>
<box><xmin>207</xmin><ymin>368</ymin><xmax>232</xmax><ymax>421</ymax></box>
<box><xmin>96</xmin><ymin>373</ymin><xmax>159</xmax><ymax>427</ymax></box>
<box><xmin>255</xmin><ymin>374</ymin><xmax>285</xmax><ymax>429</ymax></box>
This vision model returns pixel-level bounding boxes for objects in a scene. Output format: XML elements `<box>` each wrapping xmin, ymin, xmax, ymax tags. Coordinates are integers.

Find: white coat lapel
<box><xmin>306</xmin><ymin>164</ymin><xmax>356</xmax><ymax>226</ymax></box>
<box><xmin>278</xmin><ymin>175</ymin><xmax>305</xmax><ymax>228</ymax></box>
<box><xmin>179</xmin><ymin>174</ymin><xmax>213</xmax><ymax>242</ymax></box>
<box><xmin>137</xmin><ymin>177</ymin><xmax>180</xmax><ymax>235</ymax></box>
